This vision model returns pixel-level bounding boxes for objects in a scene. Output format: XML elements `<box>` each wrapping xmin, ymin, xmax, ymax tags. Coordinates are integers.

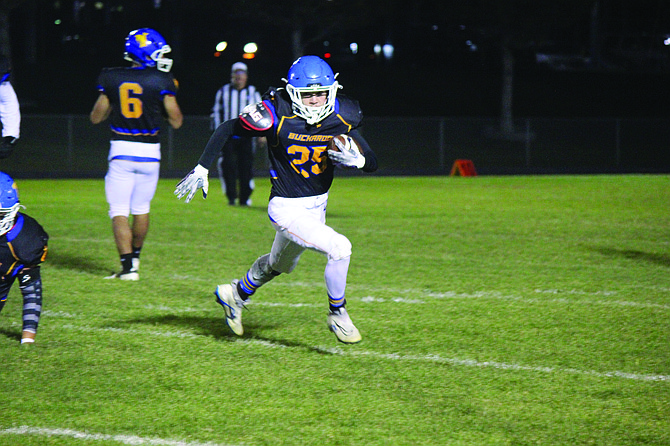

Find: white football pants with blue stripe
<box><xmin>241</xmin><ymin>192</ymin><xmax>351</xmax><ymax>308</ymax></box>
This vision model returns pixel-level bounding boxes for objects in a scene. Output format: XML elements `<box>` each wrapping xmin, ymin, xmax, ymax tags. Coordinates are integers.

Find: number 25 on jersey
<box><xmin>287</xmin><ymin>144</ymin><xmax>327</xmax><ymax>178</ymax></box>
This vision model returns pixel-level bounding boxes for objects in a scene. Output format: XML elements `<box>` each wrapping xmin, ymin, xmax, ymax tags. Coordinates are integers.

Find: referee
<box><xmin>210</xmin><ymin>62</ymin><xmax>263</xmax><ymax>206</ymax></box>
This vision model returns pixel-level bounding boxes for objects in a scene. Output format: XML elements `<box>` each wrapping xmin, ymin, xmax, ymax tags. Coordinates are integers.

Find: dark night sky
<box><xmin>6</xmin><ymin>0</ymin><xmax>670</xmax><ymax>118</ymax></box>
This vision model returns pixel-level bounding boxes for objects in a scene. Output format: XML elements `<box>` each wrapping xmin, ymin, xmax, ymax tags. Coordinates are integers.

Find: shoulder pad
<box><xmin>335</xmin><ymin>95</ymin><xmax>363</xmax><ymax>128</ymax></box>
<box><xmin>240</xmin><ymin>101</ymin><xmax>274</xmax><ymax>131</ymax></box>
<box><xmin>265</xmin><ymin>88</ymin><xmax>294</xmax><ymax>118</ymax></box>
<box><xmin>261</xmin><ymin>87</ymin><xmax>278</xmax><ymax>101</ymax></box>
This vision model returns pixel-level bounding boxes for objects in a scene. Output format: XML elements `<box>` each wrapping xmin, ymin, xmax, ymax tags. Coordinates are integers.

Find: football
<box><xmin>328</xmin><ymin>134</ymin><xmax>363</xmax><ymax>154</ymax></box>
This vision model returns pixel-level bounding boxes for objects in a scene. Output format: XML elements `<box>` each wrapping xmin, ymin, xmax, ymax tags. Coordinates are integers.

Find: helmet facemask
<box><xmin>0</xmin><ymin>171</ymin><xmax>20</xmax><ymax>236</ymax></box>
<box><xmin>150</xmin><ymin>46</ymin><xmax>173</xmax><ymax>72</ymax></box>
<box><xmin>0</xmin><ymin>202</ymin><xmax>19</xmax><ymax>236</ymax></box>
<box><xmin>286</xmin><ymin>81</ymin><xmax>340</xmax><ymax>125</ymax></box>
<box><xmin>124</xmin><ymin>45</ymin><xmax>173</xmax><ymax>72</ymax></box>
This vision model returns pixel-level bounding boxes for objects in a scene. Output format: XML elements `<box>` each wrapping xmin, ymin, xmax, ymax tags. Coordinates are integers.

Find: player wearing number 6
<box><xmin>176</xmin><ymin>55</ymin><xmax>377</xmax><ymax>343</ymax></box>
<box><xmin>91</xmin><ymin>28</ymin><xmax>183</xmax><ymax>281</ymax></box>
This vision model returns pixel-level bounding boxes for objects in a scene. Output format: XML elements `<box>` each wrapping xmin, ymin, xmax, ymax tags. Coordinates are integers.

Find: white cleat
<box><xmin>327</xmin><ymin>307</ymin><xmax>362</xmax><ymax>344</ymax></box>
<box><xmin>104</xmin><ymin>271</ymin><xmax>139</xmax><ymax>281</ymax></box>
<box><xmin>215</xmin><ymin>280</ymin><xmax>245</xmax><ymax>336</ymax></box>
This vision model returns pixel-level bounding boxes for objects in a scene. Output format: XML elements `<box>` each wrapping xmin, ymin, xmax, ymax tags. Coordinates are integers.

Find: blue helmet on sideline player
<box><xmin>0</xmin><ymin>171</ymin><xmax>20</xmax><ymax>236</ymax></box>
<box><xmin>124</xmin><ymin>28</ymin><xmax>173</xmax><ymax>73</ymax></box>
<box><xmin>285</xmin><ymin>55</ymin><xmax>341</xmax><ymax>125</ymax></box>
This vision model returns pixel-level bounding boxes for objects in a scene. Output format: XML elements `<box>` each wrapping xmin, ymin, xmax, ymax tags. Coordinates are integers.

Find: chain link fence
<box><xmin>2</xmin><ymin>114</ymin><xmax>669</xmax><ymax>178</ymax></box>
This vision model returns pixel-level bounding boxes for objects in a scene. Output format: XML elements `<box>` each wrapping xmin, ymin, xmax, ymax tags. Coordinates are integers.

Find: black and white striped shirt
<box><xmin>211</xmin><ymin>84</ymin><xmax>262</xmax><ymax>128</ymax></box>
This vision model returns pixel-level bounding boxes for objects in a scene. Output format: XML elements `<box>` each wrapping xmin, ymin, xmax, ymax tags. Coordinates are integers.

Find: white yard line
<box><xmin>9</xmin><ymin>284</ymin><xmax>667</xmax><ymax>384</ymax></box>
<box><xmin>57</xmin><ymin>324</ymin><xmax>669</xmax><ymax>383</ymax></box>
<box><xmin>251</xmin><ymin>281</ymin><xmax>670</xmax><ymax>310</ymax></box>
<box><xmin>320</xmin><ymin>348</ymin><xmax>670</xmax><ymax>382</ymax></box>
<box><xmin>424</xmin><ymin>289</ymin><xmax>670</xmax><ymax>310</ymax></box>
<box><xmin>150</xmin><ymin>281</ymin><xmax>670</xmax><ymax>311</ymax></box>
<box><xmin>0</xmin><ymin>426</ymin><xmax>237</xmax><ymax>446</ymax></box>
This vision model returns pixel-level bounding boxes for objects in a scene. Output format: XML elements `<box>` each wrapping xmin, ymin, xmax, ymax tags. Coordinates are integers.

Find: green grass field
<box><xmin>0</xmin><ymin>174</ymin><xmax>668</xmax><ymax>446</ymax></box>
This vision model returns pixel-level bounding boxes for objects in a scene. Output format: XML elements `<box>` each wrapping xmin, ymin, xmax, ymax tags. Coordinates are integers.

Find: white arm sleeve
<box><xmin>0</xmin><ymin>82</ymin><xmax>20</xmax><ymax>138</ymax></box>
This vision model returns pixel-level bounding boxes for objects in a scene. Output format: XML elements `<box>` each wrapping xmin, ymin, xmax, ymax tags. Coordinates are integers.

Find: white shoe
<box><xmin>215</xmin><ymin>279</ymin><xmax>245</xmax><ymax>335</ymax></box>
<box><xmin>327</xmin><ymin>307</ymin><xmax>362</xmax><ymax>344</ymax></box>
<box><xmin>104</xmin><ymin>271</ymin><xmax>139</xmax><ymax>281</ymax></box>
<box><xmin>131</xmin><ymin>257</ymin><xmax>140</xmax><ymax>272</ymax></box>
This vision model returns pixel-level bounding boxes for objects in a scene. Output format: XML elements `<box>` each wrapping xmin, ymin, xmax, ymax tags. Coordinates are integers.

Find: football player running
<box><xmin>176</xmin><ymin>55</ymin><xmax>378</xmax><ymax>343</ymax></box>
<box><xmin>0</xmin><ymin>172</ymin><xmax>49</xmax><ymax>344</ymax></box>
<box><xmin>91</xmin><ymin>28</ymin><xmax>183</xmax><ymax>280</ymax></box>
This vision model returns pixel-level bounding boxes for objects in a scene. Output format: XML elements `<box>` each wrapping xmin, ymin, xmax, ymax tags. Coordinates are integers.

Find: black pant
<box><xmin>218</xmin><ymin>137</ymin><xmax>254</xmax><ymax>205</ymax></box>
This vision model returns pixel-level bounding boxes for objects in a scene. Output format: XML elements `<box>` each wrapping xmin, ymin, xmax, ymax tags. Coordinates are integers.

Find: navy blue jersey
<box><xmin>96</xmin><ymin>66</ymin><xmax>178</xmax><ymax>143</ymax></box>
<box><xmin>260</xmin><ymin>88</ymin><xmax>363</xmax><ymax>198</ymax></box>
<box><xmin>197</xmin><ymin>87</ymin><xmax>377</xmax><ymax>199</ymax></box>
<box><xmin>0</xmin><ymin>213</ymin><xmax>48</xmax><ymax>278</ymax></box>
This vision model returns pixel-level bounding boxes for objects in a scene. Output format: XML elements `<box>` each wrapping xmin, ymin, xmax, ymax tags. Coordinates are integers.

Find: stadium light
<box><xmin>216</xmin><ymin>41</ymin><xmax>228</xmax><ymax>52</ymax></box>
<box><xmin>349</xmin><ymin>42</ymin><xmax>358</xmax><ymax>54</ymax></box>
<box><xmin>243</xmin><ymin>42</ymin><xmax>258</xmax><ymax>60</ymax></box>
<box><xmin>382</xmin><ymin>43</ymin><xmax>394</xmax><ymax>59</ymax></box>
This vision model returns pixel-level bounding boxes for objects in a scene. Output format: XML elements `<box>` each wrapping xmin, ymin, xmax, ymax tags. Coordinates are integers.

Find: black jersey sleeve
<box><xmin>0</xmin><ymin>214</ymin><xmax>48</xmax><ymax>277</ymax></box>
<box><xmin>11</xmin><ymin>214</ymin><xmax>49</xmax><ymax>266</ymax></box>
<box><xmin>196</xmin><ymin>119</ymin><xmax>259</xmax><ymax>169</ymax></box>
<box><xmin>95</xmin><ymin>68</ymin><xmax>112</xmax><ymax>93</ymax></box>
<box><xmin>194</xmin><ymin>86</ymin><xmax>278</xmax><ymax>169</ymax></box>
<box><xmin>348</xmin><ymin>129</ymin><xmax>378</xmax><ymax>173</ymax></box>
<box><xmin>159</xmin><ymin>73</ymin><xmax>178</xmax><ymax>96</ymax></box>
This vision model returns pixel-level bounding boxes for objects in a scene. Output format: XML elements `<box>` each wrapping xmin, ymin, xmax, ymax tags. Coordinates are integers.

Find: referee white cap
<box><xmin>231</xmin><ymin>62</ymin><xmax>248</xmax><ymax>73</ymax></box>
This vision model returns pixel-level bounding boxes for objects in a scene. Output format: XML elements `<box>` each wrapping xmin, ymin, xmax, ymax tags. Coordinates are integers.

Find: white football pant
<box><xmin>105</xmin><ymin>160</ymin><xmax>160</xmax><ymax>218</ymax></box>
<box><xmin>267</xmin><ymin>193</ymin><xmax>352</xmax><ymax>306</ymax></box>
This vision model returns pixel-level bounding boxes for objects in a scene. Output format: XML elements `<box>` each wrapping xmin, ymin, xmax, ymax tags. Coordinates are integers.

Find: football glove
<box><xmin>175</xmin><ymin>164</ymin><xmax>209</xmax><ymax>203</ymax></box>
<box><xmin>327</xmin><ymin>137</ymin><xmax>365</xmax><ymax>169</ymax></box>
<box><xmin>0</xmin><ymin>136</ymin><xmax>18</xmax><ymax>159</ymax></box>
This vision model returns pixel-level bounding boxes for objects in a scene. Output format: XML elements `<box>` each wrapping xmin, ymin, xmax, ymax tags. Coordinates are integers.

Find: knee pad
<box><xmin>269</xmin><ymin>250</ymin><xmax>302</xmax><ymax>274</ymax></box>
<box><xmin>19</xmin><ymin>268</ymin><xmax>42</xmax><ymax>301</ymax></box>
<box><xmin>249</xmin><ymin>254</ymin><xmax>281</xmax><ymax>285</ymax></box>
<box><xmin>257</xmin><ymin>254</ymin><xmax>280</xmax><ymax>276</ymax></box>
<box><xmin>329</xmin><ymin>234</ymin><xmax>352</xmax><ymax>261</ymax></box>
<box><xmin>18</xmin><ymin>268</ymin><xmax>41</xmax><ymax>285</ymax></box>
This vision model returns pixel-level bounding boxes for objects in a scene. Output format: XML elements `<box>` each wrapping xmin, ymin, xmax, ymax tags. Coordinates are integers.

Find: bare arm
<box><xmin>89</xmin><ymin>94</ymin><xmax>111</xmax><ymax>124</ymax></box>
<box><xmin>163</xmin><ymin>95</ymin><xmax>183</xmax><ymax>129</ymax></box>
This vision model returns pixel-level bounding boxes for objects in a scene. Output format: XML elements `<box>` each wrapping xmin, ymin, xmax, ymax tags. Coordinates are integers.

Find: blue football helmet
<box><xmin>0</xmin><ymin>171</ymin><xmax>19</xmax><ymax>236</ymax></box>
<box><xmin>284</xmin><ymin>56</ymin><xmax>341</xmax><ymax>125</ymax></box>
<box><xmin>124</xmin><ymin>28</ymin><xmax>173</xmax><ymax>72</ymax></box>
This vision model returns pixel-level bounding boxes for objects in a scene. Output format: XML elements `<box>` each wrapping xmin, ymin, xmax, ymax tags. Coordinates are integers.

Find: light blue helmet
<box><xmin>0</xmin><ymin>171</ymin><xmax>19</xmax><ymax>236</ymax></box>
<box><xmin>285</xmin><ymin>56</ymin><xmax>340</xmax><ymax>125</ymax></box>
<box><xmin>124</xmin><ymin>28</ymin><xmax>173</xmax><ymax>72</ymax></box>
